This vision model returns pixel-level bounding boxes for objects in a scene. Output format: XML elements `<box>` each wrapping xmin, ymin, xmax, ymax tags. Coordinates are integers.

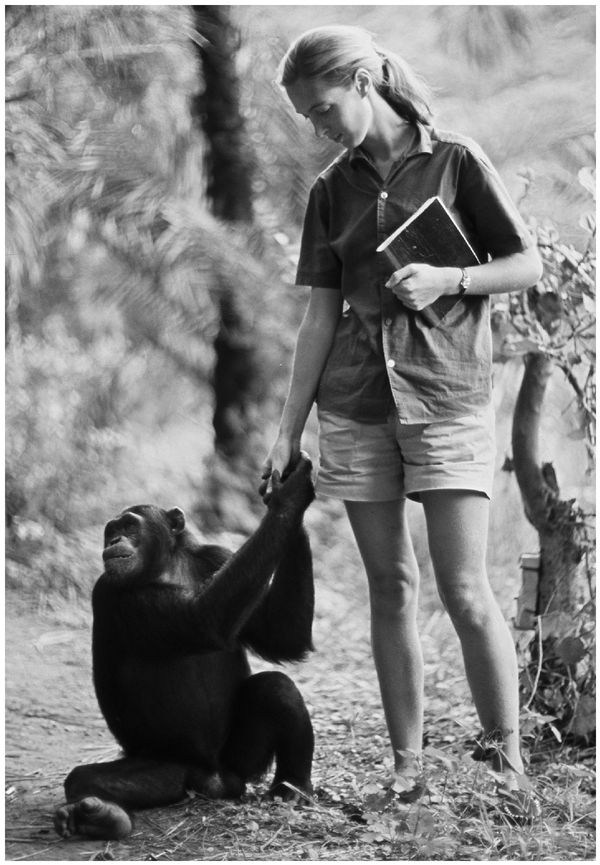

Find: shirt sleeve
<box><xmin>456</xmin><ymin>144</ymin><xmax>534</xmax><ymax>259</ymax></box>
<box><xmin>295</xmin><ymin>177</ymin><xmax>342</xmax><ymax>288</ymax></box>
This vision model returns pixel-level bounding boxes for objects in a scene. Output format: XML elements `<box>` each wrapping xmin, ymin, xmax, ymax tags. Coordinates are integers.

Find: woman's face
<box><xmin>286</xmin><ymin>73</ymin><xmax>372</xmax><ymax>150</ymax></box>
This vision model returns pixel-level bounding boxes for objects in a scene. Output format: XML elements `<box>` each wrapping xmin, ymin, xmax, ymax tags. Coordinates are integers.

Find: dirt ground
<box><xmin>5</xmin><ymin>597</ymin><xmax>123</xmax><ymax>861</ymax></box>
<box><xmin>6</xmin><ymin>578</ymin><xmax>595</xmax><ymax>862</ymax></box>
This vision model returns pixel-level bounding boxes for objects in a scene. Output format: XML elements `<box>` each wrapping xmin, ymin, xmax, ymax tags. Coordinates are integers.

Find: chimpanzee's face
<box><xmin>101</xmin><ymin>505</ymin><xmax>186</xmax><ymax>583</ymax></box>
<box><xmin>102</xmin><ymin>511</ymin><xmax>146</xmax><ymax>580</ymax></box>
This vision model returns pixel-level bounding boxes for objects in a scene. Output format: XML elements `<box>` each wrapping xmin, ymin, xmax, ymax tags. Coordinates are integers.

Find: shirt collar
<box><xmin>348</xmin><ymin>121</ymin><xmax>433</xmax><ymax>168</ymax></box>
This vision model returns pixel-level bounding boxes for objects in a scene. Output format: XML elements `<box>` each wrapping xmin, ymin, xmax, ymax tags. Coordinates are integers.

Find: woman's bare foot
<box><xmin>472</xmin><ymin>734</ymin><xmax>540</xmax><ymax>824</ymax></box>
<box><xmin>54</xmin><ymin>796</ymin><xmax>132</xmax><ymax>840</ymax></box>
<box><xmin>388</xmin><ymin>750</ymin><xmax>426</xmax><ymax>802</ymax></box>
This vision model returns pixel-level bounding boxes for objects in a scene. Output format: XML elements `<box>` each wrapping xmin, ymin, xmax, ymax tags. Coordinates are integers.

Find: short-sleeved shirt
<box><xmin>295</xmin><ymin>122</ymin><xmax>534</xmax><ymax>424</ymax></box>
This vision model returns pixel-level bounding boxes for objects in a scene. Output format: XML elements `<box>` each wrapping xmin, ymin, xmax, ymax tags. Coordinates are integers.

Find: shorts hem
<box><xmin>405</xmin><ymin>483</ymin><xmax>492</xmax><ymax>503</ymax></box>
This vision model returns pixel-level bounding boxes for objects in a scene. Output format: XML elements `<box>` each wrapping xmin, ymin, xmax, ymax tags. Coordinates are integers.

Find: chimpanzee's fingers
<box><xmin>287</xmin><ymin>451</ymin><xmax>312</xmax><ymax>476</ymax></box>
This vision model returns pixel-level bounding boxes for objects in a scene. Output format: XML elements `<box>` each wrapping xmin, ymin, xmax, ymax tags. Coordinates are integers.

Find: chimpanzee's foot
<box><xmin>54</xmin><ymin>796</ymin><xmax>132</xmax><ymax>840</ymax></box>
<box><xmin>268</xmin><ymin>778</ymin><xmax>313</xmax><ymax>803</ymax></box>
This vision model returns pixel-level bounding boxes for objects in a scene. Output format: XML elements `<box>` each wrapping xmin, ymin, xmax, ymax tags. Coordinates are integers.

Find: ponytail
<box><xmin>374</xmin><ymin>44</ymin><xmax>432</xmax><ymax>125</ymax></box>
<box><xmin>279</xmin><ymin>25</ymin><xmax>432</xmax><ymax>125</ymax></box>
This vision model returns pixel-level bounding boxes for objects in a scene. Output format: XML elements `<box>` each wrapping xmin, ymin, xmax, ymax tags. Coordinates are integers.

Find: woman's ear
<box><xmin>353</xmin><ymin>68</ymin><xmax>372</xmax><ymax>96</ymax></box>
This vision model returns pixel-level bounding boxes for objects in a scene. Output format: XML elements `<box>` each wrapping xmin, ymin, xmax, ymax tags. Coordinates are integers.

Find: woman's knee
<box><xmin>368</xmin><ymin>563</ymin><xmax>419</xmax><ymax>615</ymax></box>
<box><xmin>438</xmin><ymin>579</ymin><xmax>498</xmax><ymax>633</ymax></box>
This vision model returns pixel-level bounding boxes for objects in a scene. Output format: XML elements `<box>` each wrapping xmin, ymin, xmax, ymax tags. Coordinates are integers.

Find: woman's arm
<box><xmin>386</xmin><ymin>246</ymin><xmax>543</xmax><ymax>311</ymax></box>
<box><xmin>262</xmin><ymin>286</ymin><xmax>343</xmax><ymax>482</ymax></box>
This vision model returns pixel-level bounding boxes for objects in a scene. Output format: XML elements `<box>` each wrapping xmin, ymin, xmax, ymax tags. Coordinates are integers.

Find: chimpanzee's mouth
<box><xmin>103</xmin><ymin>551</ymin><xmax>133</xmax><ymax>561</ymax></box>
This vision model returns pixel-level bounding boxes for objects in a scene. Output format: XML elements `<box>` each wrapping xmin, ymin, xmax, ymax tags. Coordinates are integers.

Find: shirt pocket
<box><xmin>418</xmin><ymin>295</ymin><xmax>465</xmax><ymax>329</ymax></box>
<box><xmin>418</xmin><ymin>294</ymin><xmax>487</xmax><ymax>332</ymax></box>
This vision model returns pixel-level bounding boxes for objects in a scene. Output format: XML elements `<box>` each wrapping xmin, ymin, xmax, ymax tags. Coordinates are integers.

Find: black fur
<box><xmin>55</xmin><ymin>456</ymin><xmax>315</xmax><ymax>840</ymax></box>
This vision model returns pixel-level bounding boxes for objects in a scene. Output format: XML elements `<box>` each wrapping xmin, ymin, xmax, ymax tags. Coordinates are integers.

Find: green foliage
<box><xmin>517</xmin><ymin>599</ymin><xmax>596</xmax><ymax>744</ymax></box>
<box><xmin>344</xmin><ymin>745</ymin><xmax>594</xmax><ymax>860</ymax></box>
<box><xmin>495</xmin><ymin>167</ymin><xmax>596</xmax><ymax>460</ymax></box>
<box><xmin>5</xmin><ymin>6</ymin><xmax>199</xmax><ymax>312</ymax></box>
<box><xmin>6</xmin><ymin>316</ymin><xmax>134</xmax><ymax>531</ymax></box>
<box><xmin>47</xmin><ymin>632</ymin><xmax>594</xmax><ymax>861</ymax></box>
<box><xmin>493</xmin><ymin>167</ymin><xmax>596</xmax><ymax>743</ymax></box>
<box><xmin>235</xmin><ymin>11</ymin><xmax>346</xmax><ymax>231</ymax></box>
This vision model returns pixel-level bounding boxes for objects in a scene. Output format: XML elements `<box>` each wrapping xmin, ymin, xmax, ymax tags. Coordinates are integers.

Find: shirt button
<box><xmin>380</xmin><ymin>191</ymin><xmax>388</xmax><ymax>200</ymax></box>
<box><xmin>387</xmin><ymin>358</ymin><xmax>396</xmax><ymax>369</ymax></box>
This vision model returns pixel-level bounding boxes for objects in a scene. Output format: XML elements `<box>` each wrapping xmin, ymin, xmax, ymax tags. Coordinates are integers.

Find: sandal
<box><xmin>496</xmin><ymin>786</ymin><xmax>541</xmax><ymax>825</ymax></box>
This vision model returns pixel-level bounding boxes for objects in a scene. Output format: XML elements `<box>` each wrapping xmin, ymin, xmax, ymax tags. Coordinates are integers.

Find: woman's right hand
<box><xmin>258</xmin><ymin>289</ymin><xmax>341</xmax><ymax>502</ymax></box>
<box><xmin>259</xmin><ymin>435</ymin><xmax>301</xmax><ymax>500</ymax></box>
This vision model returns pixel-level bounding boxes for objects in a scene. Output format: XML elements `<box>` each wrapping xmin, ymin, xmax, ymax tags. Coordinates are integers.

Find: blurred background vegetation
<box><xmin>5</xmin><ymin>5</ymin><xmax>595</xmax><ymax>737</ymax></box>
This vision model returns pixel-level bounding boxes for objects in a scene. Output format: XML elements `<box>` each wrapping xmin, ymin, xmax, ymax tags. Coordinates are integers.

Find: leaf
<box><xmin>578</xmin><ymin>212</ymin><xmax>596</xmax><ymax>234</ymax></box>
<box><xmin>557</xmin><ymin>636</ymin><xmax>587</xmax><ymax>664</ymax></box>
<box><xmin>390</xmin><ymin>775</ymin><xmax>416</xmax><ymax>794</ymax></box>
<box><xmin>33</xmin><ymin>630</ymin><xmax>76</xmax><ymax>650</ymax></box>
<box><xmin>570</xmin><ymin>694</ymin><xmax>596</xmax><ymax>738</ymax></box>
<box><xmin>501</xmin><ymin>334</ymin><xmax>542</xmax><ymax>355</ymax></box>
<box><xmin>541</xmin><ymin>611</ymin><xmax>573</xmax><ymax>640</ymax></box>
<box><xmin>578</xmin><ymin>167</ymin><xmax>596</xmax><ymax>199</ymax></box>
<box><xmin>413</xmin><ymin>809</ymin><xmax>437</xmax><ymax>837</ymax></box>
<box><xmin>361</xmin><ymin>831</ymin><xmax>386</xmax><ymax>844</ymax></box>
<box><xmin>582</xmin><ymin>293</ymin><xmax>596</xmax><ymax>315</ymax></box>
<box><xmin>364</xmin><ymin>791</ymin><xmax>393</xmax><ymax>812</ymax></box>
<box><xmin>548</xmin><ymin>722</ymin><xmax>563</xmax><ymax>743</ymax></box>
<box><xmin>423</xmin><ymin>745</ymin><xmax>458</xmax><ymax>771</ymax></box>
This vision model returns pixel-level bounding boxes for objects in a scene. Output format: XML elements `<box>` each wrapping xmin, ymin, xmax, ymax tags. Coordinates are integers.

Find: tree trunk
<box><xmin>190</xmin><ymin>5</ymin><xmax>259</xmax><ymax>457</ymax></box>
<box><xmin>512</xmin><ymin>352</ymin><xmax>588</xmax><ymax>615</ymax></box>
<box><xmin>191</xmin><ymin>5</ymin><xmax>254</xmax><ymax>222</ymax></box>
<box><xmin>512</xmin><ymin>352</ymin><xmax>595</xmax><ymax>741</ymax></box>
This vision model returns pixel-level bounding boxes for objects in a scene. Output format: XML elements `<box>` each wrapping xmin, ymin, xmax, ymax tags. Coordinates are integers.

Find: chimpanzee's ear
<box><xmin>166</xmin><ymin>507</ymin><xmax>186</xmax><ymax>535</ymax></box>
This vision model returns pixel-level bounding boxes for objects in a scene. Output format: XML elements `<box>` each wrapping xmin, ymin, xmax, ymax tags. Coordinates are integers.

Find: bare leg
<box><xmin>345</xmin><ymin>499</ymin><xmax>423</xmax><ymax>773</ymax></box>
<box><xmin>420</xmin><ymin>490</ymin><xmax>524</xmax><ymax>777</ymax></box>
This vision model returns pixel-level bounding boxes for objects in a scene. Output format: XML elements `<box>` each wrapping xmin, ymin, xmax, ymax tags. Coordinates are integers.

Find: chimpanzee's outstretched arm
<box><xmin>200</xmin><ymin>459</ymin><xmax>314</xmax><ymax>642</ymax></box>
<box><xmin>98</xmin><ymin>456</ymin><xmax>315</xmax><ymax>654</ymax></box>
<box><xmin>241</xmin><ymin>525</ymin><xmax>314</xmax><ymax>662</ymax></box>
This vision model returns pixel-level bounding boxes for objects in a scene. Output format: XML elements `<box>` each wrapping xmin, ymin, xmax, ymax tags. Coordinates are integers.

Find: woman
<box><xmin>261</xmin><ymin>24</ymin><xmax>542</xmax><ymax>817</ymax></box>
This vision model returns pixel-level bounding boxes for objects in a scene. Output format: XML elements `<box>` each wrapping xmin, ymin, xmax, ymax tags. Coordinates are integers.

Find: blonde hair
<box><xmin>279</xmin><ymin>25</ymin><xmax>432</xmax><ymax>124</ymax></box>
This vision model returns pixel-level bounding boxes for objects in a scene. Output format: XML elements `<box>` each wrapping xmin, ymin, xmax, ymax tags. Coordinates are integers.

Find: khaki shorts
<box><xmin>316</xmin><ymin>405</ymin><xmax>496</xmax><ymax>502</ymax></box>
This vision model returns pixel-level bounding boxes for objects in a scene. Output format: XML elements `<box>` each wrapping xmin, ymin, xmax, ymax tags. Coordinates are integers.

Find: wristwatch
<box><xmin>457</xmin><ymin>267</ymin><xmax>471</xmax><ymax>296</ymax></box>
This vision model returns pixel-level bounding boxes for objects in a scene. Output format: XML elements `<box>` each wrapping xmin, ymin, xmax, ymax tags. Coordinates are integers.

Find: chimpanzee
<box><xmin>54</xmin><ymin>454</ymin><xmax>316</xmax><ymax>841</ymax></box>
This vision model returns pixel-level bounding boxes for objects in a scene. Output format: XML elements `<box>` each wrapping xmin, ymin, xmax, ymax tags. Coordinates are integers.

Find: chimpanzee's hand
<box><xmin>266</xmin><ymin>452</ymin><xmax>315</xmax><ymax>516</ymax></box>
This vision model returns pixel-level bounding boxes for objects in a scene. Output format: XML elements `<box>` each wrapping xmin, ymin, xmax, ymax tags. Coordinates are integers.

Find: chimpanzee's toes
<box><xmin>54</xmin><ymin>797</ymin><xmax>132</xmax><ymax>840</ymax></box>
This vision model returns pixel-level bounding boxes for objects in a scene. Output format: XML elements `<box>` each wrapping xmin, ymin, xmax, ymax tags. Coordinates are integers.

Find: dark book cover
<box><xmin>376</xmin><ymin>196</ymin><xmax>480</xmax><ymax>325</ymax></box>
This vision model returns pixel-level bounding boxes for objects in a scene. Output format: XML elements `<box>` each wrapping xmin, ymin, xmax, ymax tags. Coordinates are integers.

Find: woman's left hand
<box><xmin>386</xmin><ymin>263</ymin><xmax>456</xmax><ymax>310</ymax></box>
